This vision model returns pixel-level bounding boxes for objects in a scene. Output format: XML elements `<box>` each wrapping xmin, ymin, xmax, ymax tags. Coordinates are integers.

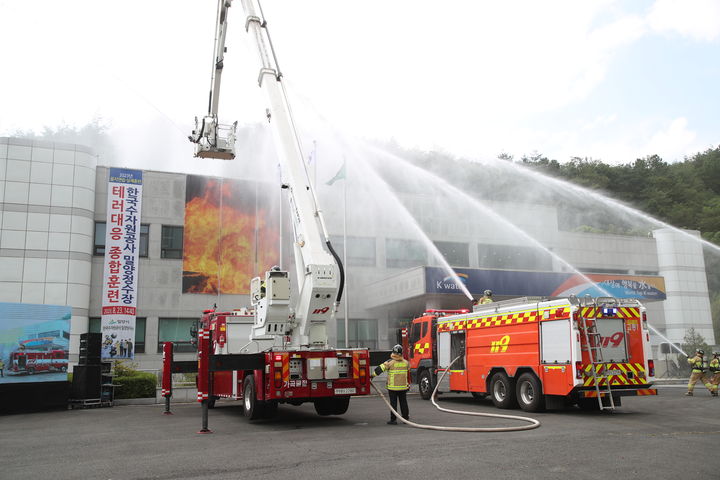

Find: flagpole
<box><xmin>343</xmin><ymin>159</ymin><xmax>349</xmax><ymax>348</ymax></box>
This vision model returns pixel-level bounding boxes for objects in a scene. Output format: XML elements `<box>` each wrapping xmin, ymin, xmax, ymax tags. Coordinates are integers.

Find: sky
<box><xmin>0</xmin><ymin>0</ymin><xmax>719</xmax><ymax>171</ymax></box>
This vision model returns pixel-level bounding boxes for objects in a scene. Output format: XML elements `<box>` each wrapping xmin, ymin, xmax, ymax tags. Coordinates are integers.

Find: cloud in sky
<box><xmin>0</xmin><ymin>0</ymin><xmax>717</xmax><ymax>169</ymax></box>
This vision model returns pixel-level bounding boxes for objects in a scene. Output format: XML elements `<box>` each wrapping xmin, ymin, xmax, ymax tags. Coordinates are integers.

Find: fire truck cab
<box><xmin>402</xmin><ymin>296</ymin><xmax>657</xmax><ymax>411</ymax></box>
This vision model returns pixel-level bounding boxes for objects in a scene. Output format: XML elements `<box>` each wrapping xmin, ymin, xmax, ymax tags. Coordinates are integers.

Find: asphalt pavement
<box><xmin>1</xmin><ymin>384</ymin><xmax>718</xmax><ymax>480</ymax></box>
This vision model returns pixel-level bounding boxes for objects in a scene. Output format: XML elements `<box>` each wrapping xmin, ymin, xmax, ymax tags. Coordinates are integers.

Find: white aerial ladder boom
<box><xmin>239</xmin><ymin>0</ymin><xmax>345</xmax><ymax>349</ymax></box>
<box><xmin>188</xmin><ymin>0</ymin><xmax>238</xmax><ymax>160</ymax></box>
<box><xmin>192</xmin><ymin>0</ymin><xmax>345</xmax><ymax>349</ymax></box>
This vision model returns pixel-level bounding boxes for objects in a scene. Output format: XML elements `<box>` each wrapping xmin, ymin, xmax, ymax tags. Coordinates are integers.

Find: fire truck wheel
<box><xmin>242</xmin><ymin>374</ymin><xmax>264</xmax><ymax>420</ymax></box>
<box><xmin>207</xmin><ymin>396</ymin><xmax>219</xmax><ymax>409</ymax></box>
<box><xmin>418</xmin><ymin>370</ymin><xmax>433</xmax><ymax>400</ymax></box>
<box><xmin>331</xmin><ymin>396</ymin><xmax>350</xmax><ymax>415</ymax></box>
<box><xmin>490</xmin><ymin>372</ymin><xmax>518</xmax><ymax>409</ymax></box>
<box><xmin>262</xmin><ymin>401</ymin><xmax>278</xmax><ymax>418</ymax></box>
<box><xmin>314</xmin><ymin>398</ymin><xmax>333</xmax><ymax>415</ymax></box>
<box><xmin>27</xmin><ymin>368</ymin><xmax>34</xmax><ymax>375</ymax></box>
<box><xmin>516</xmin><ymin>373</ymin><xmax>545</xmax><ymax>412</ymax></box>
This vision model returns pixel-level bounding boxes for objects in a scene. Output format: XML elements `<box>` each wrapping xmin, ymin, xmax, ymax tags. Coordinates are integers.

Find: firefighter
<box><xmin>685</xmin><ymin>349</ymin><xmax>713</xmax><ymax>396</ymax></box>
<box><xmin>474</xmin><ymin>289</ymin><xmax>493</xmax><ymax>306</ymax></box>
<box><xmin>372</xmin><ymin>344</ymin><xmax>410</xmax><ymax>424</ymax></box>
<box><xmin>709</xmin><ymin>352</ymin><xmax>720</xmax><ymax>397</ymax></box>
<box><xmin>0</xmin><ymin>357</ymin><xmax>4</xmax><ymax>377</ymax></box>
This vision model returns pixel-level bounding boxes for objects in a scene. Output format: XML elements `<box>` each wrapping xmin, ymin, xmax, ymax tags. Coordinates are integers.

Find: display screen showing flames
<box><xmin>182</xmin><ymin>175</ymin><xmax>280</xmax><ymax>294</ymax></box>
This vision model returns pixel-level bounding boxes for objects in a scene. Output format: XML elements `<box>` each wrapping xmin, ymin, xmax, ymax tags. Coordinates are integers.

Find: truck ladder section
<box><xmin>579</xmin><ymin>314</ymin><xmax>615</xmax><ymax>411</ymax></box>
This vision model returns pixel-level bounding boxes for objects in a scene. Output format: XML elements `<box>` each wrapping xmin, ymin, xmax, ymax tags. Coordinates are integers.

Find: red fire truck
<box><xmin>401</xmin><ymin>296</ymin><xmax>657</xmax><ymax>411</ymax></box>
<box><xmin>8</xmin><ymin>349</ymin><xmax>68</xmax><ymax>375</ymax></box>
<box><xmin>162</xmin><ymin>309</ymin><xmax>372</xmax><ymax>420</ymax></box>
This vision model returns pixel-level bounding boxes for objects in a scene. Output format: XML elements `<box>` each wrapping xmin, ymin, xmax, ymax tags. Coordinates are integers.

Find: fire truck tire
<box><xmin>27</xmin><ymin>368</ymin><xmax>34</xmax><ymax>375</ymax></box>
<box><xmin>207</xmin><ymin>396</ymin><xmax>219</xmax><ymax>409</ymax></box>
<box><xmin>314</xmin><ymin>397</ymin><xmax>349</xmax><ymax>415</ymax></box>
<box><xmin>418</xmin><ymin>370</ymin><xmax>433</xmax><ymax>400</ymax></box>
<box><xmin>515</xmin><ymin>373</ymin><xmax>545</xmax><ymax>412</ymax></box>
<box><xmin>262</xmin><ymin>401</ymin><xmax>278</xmax><ymax>418</ymax></box>
<box><xmin>490</xmin><ymin>372</ymin><xmax>518</xmax><ymax>409</ymax></box>
<box><xmin>332</xmin><ymin>396</ymin><xmax>350</xmax><ymax>415</ymax></box>
<box><xmin>242</xmin><ymin>374</ymin><xmax>264</xmax><ymax>420</ymax></box>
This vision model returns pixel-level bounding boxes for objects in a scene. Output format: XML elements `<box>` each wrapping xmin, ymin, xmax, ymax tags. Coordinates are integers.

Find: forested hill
<box><xmin>519</xmin><ymin>147</ymin><xmax>720</xmax><ymax>245</ymax></box>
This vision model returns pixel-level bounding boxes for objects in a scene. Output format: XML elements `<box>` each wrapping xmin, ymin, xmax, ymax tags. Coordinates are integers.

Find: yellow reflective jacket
<box><xmin>688</xmin><ymin>355</ymin><xmax>705</xmax><ymax>373</ymax></box>
<box><xmin>374</xmin><ymin>353</ymin><xmax>409</xmax><ymax>391</ymax></box>
<box><xmin>709</xmin><ymin>358</ymin><xmax>720</xmax><ymax>374</ymax></box>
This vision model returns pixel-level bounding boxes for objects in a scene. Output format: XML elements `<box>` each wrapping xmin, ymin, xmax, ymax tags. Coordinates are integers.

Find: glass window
<box><xmin>161</xmin><ymin>225</ymin><xmax>184</xmax><ymax>259</ymax></box>
<box><xmin>433</xmin><ymin>241</ymin><xmax>469</xmax><ymax>267</ymax></box>
<box><xmin>336</xmin><ymin>318</ymin><xmax>378</xmax><ymax>349</ymax></box>
<box><xmin>158</xmin><ymin>317</ymin><xmax>197</xmax><ymax>353</ymax></box>
<box><xmin>450</xmin><ymin>331</ymin><xmax>466</xmax><ymax>369</ymax></box>
<box><xmin>93</xmin><ymin>222</ymin><xmax>106</xmax><ymax>256</ymax></box>
<box><xmin>329</xmin><ymin>236</ymin><xmax>376</xmax><ymax>267</ymax></box>
<box><xmin>478</xmin><ymin>244</ymin><xmax>552</xmax><ymax>271</ymax></box>
<box><xmin>94</xmin><ymin>222</ymin><xmax>149</xmax><ymax>258</ymax></box>
<box><xmin>89</xmin><ymin>317</ymin><xmax>146</xmax><ymax>354</ymax></box>
<box><xmin>385</xmin><ymin>238</ymin><xmax>426</xmax><ymax>269</ymax></box>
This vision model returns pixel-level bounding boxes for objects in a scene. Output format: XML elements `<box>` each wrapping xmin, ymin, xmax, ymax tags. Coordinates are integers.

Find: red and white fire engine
<box><xmin>8</xmin><ymin>349</ymin><xmax>68</xmax><ymax>375</ymax></box>
<box><xmin>401</xmin><ymin>296</ymin><xmax>657</xmax><ymax>411</ymax></box>
<box><xmin>162</xmin><ymin>0</ymin><xmax>376</xmax><ymax>423</ymax></box>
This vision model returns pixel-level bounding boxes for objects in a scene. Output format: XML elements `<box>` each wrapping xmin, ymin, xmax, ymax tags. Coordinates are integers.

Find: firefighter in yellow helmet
<box><xmin>473</xmin><ymin>289</ymin><xmax>493</xmax><ymax>307</ymax></box>
<box><xmin>372</xmin><ymin>344</ymin><xmax>410</xmax><ymax>424</ymax></box>
<box><xmin>709</xmin><ymin>352</ymin><xmax>720</xmax><ymax>397</ymax></box>
<box><xmin>685</xmin><ymin>349</ymin><xmax>713</xmax><ymax>396</ymax></box>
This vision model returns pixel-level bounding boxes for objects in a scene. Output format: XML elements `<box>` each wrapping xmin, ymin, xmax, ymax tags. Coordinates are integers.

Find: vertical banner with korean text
<box><xmin>101</xmin><ymin>168</ymin><xmax>143</xmax><ymax>360</ymax></box>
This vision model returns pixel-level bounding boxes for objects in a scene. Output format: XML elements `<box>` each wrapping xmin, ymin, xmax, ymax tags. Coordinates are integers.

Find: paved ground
<box><xmin>1</xmin><ymin>384</ymin><xmax>718</xmax><ymax>480</ymax></box>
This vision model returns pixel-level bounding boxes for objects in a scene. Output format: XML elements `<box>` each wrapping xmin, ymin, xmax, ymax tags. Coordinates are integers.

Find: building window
<box><xmin>89</xmin><ymin>317</ymin><xmax>146</xmax><ymax>354</ymax></box>
<box><xmin>161</xmin><ymin>225</ymin><xmax>184</xmax><ymax>259</ymax></box>
<box><xmin>385</xmin><ymin>238</ymin><xmax>426</xmax><ymax>269</ymax></box>
<box><xmin>336</xmin><ymin>318</ymin><xmax>378</xmax><ymax>349</ymax></box>
<box><xmin>433</xmin><ymin>241</ymin><xmax>469</xmax><ymax>267</ymax></box>
<box><xmin>158</xmin><ymin>317</ymin><xmax>197</xmax><ymax>353</ymax></box>
<box><xmin>478</xmin><ymin>244</ymin><xmax>552</xmax><ymax>271</ymax></box>
<box><xmin>329</xmin><ymin>236</ymin><xmax>376</xmax><ymax>267</ymax></box>
<box><xmin>579</xmin><ymin>267</ymin><xmax>630</xmax><ymax>275</ymax></box>
<box><xmin>93</xmin><ymin>222</ymin><xmax>149</xmax><ymax>257</ymax></box>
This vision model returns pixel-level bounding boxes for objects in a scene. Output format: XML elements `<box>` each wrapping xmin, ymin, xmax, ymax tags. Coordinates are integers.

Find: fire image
<box><xmin>182</xmin><ymin>175</ymin><xmax>280</xmax><ymax>294</ymax></box>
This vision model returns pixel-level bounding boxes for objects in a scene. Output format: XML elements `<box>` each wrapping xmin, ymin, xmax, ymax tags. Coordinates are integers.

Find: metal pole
<box><xmin>343</xmin><ymin>166</ymin><xmax>349</xmax><ymax>348</ymax></box>
<box><xmin>198</xmin><ymin>400</ymin><xmax>212</xmax><ymax>434</ymax></box>
<box><xmin>163</xmin><ymin>395</ymin><xmax>173</xmax><ymax>415</ymax></box>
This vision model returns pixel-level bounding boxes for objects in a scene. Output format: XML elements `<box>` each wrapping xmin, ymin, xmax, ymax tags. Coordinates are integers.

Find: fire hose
<box><xmin>370</xmin><ymin>356</ymin><xmax>541</xmax><ymax>432</ymax></box>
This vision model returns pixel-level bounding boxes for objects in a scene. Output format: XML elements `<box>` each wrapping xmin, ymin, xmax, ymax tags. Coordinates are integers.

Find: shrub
<box><xmin>113</xmin><ymin>372</ymin><xmax>156</xmax><ymax>399</ymax></box>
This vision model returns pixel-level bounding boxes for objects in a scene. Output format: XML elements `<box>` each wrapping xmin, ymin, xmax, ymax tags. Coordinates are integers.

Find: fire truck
<box><xmin>8</xmin><ymin>349</ymin><xmax>68</xmax><ymax>375</ymax></box>
<box><xmin>162</xmin><ymin>0</ymin><xmax>375</xmax><ymax>422</ymax></box>
<box><xmin>401</xmin><ymin>296</ymin><xmax>657</xmax><ymax>411</ymax></box>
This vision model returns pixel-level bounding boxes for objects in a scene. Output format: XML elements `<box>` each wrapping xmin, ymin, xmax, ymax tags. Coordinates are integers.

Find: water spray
<box><xmin>647</xmin><ymin>323</ymin><xmax>689</xmax><ymax>357</ymax></box>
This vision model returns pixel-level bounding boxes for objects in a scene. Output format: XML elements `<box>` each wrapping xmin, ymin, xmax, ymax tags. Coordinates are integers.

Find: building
<box><xmin>1</xmin><ymin>137</ymin><xmax>715</xmax><ymax>376</ymax></box>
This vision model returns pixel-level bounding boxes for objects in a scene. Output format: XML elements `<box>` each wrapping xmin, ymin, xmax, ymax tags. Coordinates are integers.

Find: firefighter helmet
<box><xmin>392</xmin><ymin>344</ymin><xmax>402</xmax><ymax>355</ymax></box>
<box><xmin>270</xmin><ymin>265</ymin><xmax>281</xmax><ymax>271</ymax></box>
<box><xmin>697</xmin><ymin>349</ymin><xmax>705</xmax><ymax>355</ymax></box>
<box><xmin>484</xmin><ymin>289</ymin><xmax>492</xmax><ymax>297</ymax></box>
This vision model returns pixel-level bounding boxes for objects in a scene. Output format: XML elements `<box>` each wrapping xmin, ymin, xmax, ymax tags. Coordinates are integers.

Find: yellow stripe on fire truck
<box><xmin>414</xmin><ymin>342</ymin><xmax>430</xmax><ymax>354</ymax></box>
<box><xmin>579</xmin><ymin>306</ymin><xmax>640</xmax><ymax>320</ymax></box>
<box><xmin>582</xmin><ymin>363</ymin><xmax>647</xmax><ymax>386</ymax></box>
<box><xmin>437</xmin><ymin>307</ymin><xmax>570</xmax><ymax>332</ymax></box>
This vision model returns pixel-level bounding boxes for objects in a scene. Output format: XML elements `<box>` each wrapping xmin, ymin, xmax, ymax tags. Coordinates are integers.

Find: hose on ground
<box><xmin>370</xmin><ymin>356</ymin><xmax>541</xmax><ymax>432</ymax></box>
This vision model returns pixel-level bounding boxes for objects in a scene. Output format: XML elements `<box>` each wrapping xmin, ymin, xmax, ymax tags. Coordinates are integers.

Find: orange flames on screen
<box><xmin>183</xmin><ymin>178</ymin><xmax>280</xmax><ymax>295</ymax></box>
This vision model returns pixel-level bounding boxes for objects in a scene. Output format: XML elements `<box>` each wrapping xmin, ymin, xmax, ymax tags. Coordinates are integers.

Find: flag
<box><xmin>326</xmin><ymin>161</ymin><xmax>346</xmax><ymax>186</ymax></box>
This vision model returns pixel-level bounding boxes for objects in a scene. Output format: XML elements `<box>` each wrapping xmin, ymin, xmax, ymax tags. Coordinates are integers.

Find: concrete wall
<box><xmin>0</xmin><ymin>137</ymin><xmax>96</xmax><ymax>363</ymax></box>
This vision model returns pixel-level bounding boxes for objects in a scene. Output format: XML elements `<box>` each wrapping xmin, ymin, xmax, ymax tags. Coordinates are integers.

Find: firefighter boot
<box><xmin>685</xmin><ymin>391</ymin><xmax>693</xmax><ymax>396</ymax></box>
